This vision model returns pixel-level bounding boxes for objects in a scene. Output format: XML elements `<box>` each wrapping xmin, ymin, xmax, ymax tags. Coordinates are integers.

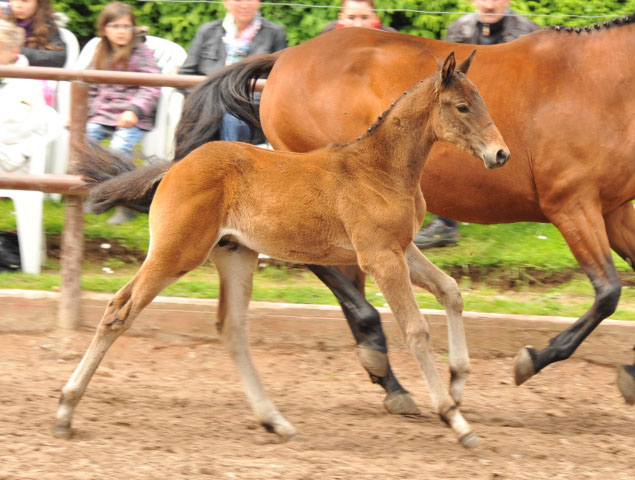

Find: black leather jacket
<box><xmin>445</xmin><ymin>9</ymin><xmax>539</xmax><ymax>44</ymax></box>
<box><xmin>179</xmin><ymin>18</ymin><xmax>287</xmax><ymax>76</ymax></box>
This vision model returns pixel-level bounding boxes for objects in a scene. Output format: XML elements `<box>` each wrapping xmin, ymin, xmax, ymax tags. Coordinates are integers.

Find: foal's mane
<box><xmin>348</xmin><ymin>77</ymin><xmax>430</xmax><ymax>144</ymax></box>
<box><xmin>550</xmin><ymin>13</ymin><xmax>635</xmax><ymax>34</ymax></box>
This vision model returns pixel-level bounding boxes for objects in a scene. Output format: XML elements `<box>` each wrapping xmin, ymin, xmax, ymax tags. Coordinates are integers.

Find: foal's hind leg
<box><xmin>405</xmin><ymin>244</ymin><xmax>470</xmax><ymax>406</ymax></box>
<box><xmin>605</xmin><ymin>203</ymin><xmax>635</xmax><ymax>404</ymax></box>
<box><xmin>52</xmin><ymin>256</ymin><xmax>202</xmax><ymax>438</ymax></box>
<box><xmin>307</xmin><ymin>264</ymin><xmax>419</xmax><ymax>415</ymax></box>
<box><xmin>212</xmin><ymin>244</ymin><xmax>297</xmax><ymax>439</ymax></box>
<box><xmin>357</xmin><ymin>248</ymin><xmax>476</xmax><ymax>447</ymax></box>
<box><xmin>53</xmin><ymin>208</ymin><xmax>218</xmax><ymax>438</ymax></box>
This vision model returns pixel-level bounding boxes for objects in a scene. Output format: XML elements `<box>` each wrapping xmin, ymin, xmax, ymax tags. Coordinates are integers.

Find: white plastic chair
<box><xmin>70</xmin><ymin>35</ymin><xmax>187</xmax><ymax>161</ymax></box>
<box><xmin>46</xmin><ymin>27</ymin><xmax>80</xmax><ymax>179</ymax></box>
<box><xmin>0</xmin><ymin>106</ymin><xmax>62</xmax><ymax>274</ymax></box>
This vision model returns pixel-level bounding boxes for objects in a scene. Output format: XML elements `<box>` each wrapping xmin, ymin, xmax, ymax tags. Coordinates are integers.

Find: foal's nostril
<box><xmin>496</xmin><ymin>149</ymin><xmax>510</xmax><ymax>165</ymax></box>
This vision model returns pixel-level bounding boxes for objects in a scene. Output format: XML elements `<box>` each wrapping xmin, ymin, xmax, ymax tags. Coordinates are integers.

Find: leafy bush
<box><xmin>54</xmin><ymin>0</ymin><xmax>635</xmax><ymax>49</ymax></box>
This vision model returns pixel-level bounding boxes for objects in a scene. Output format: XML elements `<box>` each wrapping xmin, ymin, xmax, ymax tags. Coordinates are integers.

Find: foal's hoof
<box><xmin>261</xmin><ymin>420</ymin><xmax>297</xmax><ymax>441</ymax></box>
<box><xmin>51</xmin><ymin>423</ymin><xmax>73</xmax><ymax>440</ymax></box>
<box><xmin>383</xmin><ymin>392</ymin><xmax>420</xmax><ymax>415</ymax></box>
<box><xmin>617</xmin><ymin>365</ymin><xmax>635</xmax><ymax>405</ymax></box>
<box><xmin>514</xmin><ymin>346</ymin><xmax>536</xmax><ymax>386</ymax></box>
<box><xmin>458</xmin><ymin>431</ymin><xmax>480</xmax><ymax>449</ymax></box>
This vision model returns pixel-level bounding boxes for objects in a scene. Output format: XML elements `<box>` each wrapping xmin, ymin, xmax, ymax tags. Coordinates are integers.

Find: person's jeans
<box><xmin>86</xmin><ymin>123</ymin><xmax>147</xmax><ymax>156</ymax></box>
<box><xmin>220</xmin><ymin>113</ymin><xmax>252</xmax><ymax>142</ymax></box>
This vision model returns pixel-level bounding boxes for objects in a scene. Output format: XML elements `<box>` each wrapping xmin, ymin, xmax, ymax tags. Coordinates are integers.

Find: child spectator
<box><xmin>0</xmin><ymin>19</ymin><xmax>60</xmax><ymax>174</ymax></box>
<box><xmin>86</xmin><ymin>2</ymin><xmax>160</xmax><ymax>225</ymax></box>
<box><xmin>8</xmin><ymin>0</ymin><xmax>66</xmax><ymax>67</ymax></box>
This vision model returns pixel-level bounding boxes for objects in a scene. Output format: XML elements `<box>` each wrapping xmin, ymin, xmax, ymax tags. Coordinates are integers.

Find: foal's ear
<box><xmin>438</xmin><ymin>52</ymin><xmax>456</xmax><ymax>86</ymax></box>
<box><xmin>457</xmin><ymin>49</ymin><xmax>476</xmax><ymax>75</ymax></box>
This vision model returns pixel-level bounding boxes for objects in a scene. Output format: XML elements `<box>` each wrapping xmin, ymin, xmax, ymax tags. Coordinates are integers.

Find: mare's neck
<box><xmin>352</xmin><ymin>76</ymin><xmax>437</xmax><ymax>190</ymax></box>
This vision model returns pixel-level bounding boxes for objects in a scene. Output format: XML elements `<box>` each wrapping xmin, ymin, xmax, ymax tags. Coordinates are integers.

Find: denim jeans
<box><xmin>220</xmin><ymin>113</ymin><xmax>252</xmax><ymax>142</ymax></box>
<box><xmin>86</xmin><ymin>123</ymin><xmax>147</xmax><ymax>156</ymax></box>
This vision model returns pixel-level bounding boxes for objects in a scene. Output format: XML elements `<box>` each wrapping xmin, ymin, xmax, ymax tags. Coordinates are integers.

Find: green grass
<box><xmin>0</xmin><ymin>199</ymin><xmax>633</xmax><ymax>320</ymax></box>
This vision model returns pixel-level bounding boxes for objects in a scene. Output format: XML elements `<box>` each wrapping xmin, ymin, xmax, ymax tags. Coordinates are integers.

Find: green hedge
<box><xmin>55</xmin><ymin>0</ymin><xmax>635</xmax><ymax>49</ymax></box>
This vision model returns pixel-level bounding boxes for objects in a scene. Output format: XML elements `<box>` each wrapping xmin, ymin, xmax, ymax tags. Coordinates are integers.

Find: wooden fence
<box><xmin>0</xmin><ymin>65</ymin><xmax>265</xmax><ymax>329</ymax></box>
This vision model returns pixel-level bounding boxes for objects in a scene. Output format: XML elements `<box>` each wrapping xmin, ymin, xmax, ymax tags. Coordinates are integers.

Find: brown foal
<box><xmin>53</xmin><ymin>52</ymin><xmax>509</xmax><ymax>447</ymax></box>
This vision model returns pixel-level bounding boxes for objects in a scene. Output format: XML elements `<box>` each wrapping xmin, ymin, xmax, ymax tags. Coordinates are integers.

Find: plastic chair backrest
<box><xmin>59</xmin><ymin>27</ymin><xmax>80</xmax><ymax>68</ymax></box>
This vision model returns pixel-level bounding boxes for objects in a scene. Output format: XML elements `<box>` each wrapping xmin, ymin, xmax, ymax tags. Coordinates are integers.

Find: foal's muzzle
<box><xmin>482</xmin><ymin>145</ymin><xmax>510</xmax><ymax>169</ymax></box>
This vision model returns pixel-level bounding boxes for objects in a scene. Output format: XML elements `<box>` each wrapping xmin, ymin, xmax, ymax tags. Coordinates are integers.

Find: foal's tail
<box><xmin>75</xmin><ymin>141</ymin><xmax>169</xmax><ymax>214</ymax></box>
<box><xmin>173</xmin><ymin>52</ymin><xmax>281</xmax><ymax>162</ymax></box>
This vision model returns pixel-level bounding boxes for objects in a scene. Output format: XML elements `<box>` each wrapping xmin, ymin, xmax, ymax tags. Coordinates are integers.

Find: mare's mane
<box><xmin>550</xmin><ymin>13</ymin><xmax>634</xmax><ymax>34</ymax></box>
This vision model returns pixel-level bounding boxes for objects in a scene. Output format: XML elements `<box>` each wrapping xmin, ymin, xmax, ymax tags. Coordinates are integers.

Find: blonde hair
<box><xmin>0</xmin><ymin>19</ymin><xmax>25</xmax><ymax>51</ymax></box>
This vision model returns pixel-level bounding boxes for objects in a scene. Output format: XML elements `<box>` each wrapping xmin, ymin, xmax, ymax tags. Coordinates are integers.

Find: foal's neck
<box><xmin>352</xmin><ymin>77</ymin><xmax>437</xmax><ymax>189</ymax></box>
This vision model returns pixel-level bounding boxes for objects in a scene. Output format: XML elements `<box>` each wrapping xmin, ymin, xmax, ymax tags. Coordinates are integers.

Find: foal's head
<box><xmin>430</xmin><ymin>51</ymin><xmax>510</xmax><ymax>169</ymax></box>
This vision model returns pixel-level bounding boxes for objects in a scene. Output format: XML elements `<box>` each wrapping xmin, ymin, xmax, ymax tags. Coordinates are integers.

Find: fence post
<box><xmin>58</xmin><ymin>81</ymin><xmax>88</xmax><ymax>330</ymax></box>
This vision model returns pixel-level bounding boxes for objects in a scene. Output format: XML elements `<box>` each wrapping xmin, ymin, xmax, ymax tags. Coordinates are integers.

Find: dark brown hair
<box><xmin>93</xmin><ymin>1</ymin><xmax>137</xmax><ymax>71</ymax></box>
<box><xmin>16</xmin><ymin>0</ymin><xmax>62</xmax><ymax>51</ymax></box>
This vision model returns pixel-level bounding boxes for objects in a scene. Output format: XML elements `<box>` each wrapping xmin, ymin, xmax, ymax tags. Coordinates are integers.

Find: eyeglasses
<box><xmin>106</xmin><ymin>24</ymin><xmax>134</xmax><ymax>30</ymax></box>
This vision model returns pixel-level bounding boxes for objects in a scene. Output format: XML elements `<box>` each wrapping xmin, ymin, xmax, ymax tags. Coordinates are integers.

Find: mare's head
<box><xmin>430</xmin><ymin>51</ymin><xmax>509</xmax><ymax>169</ymax></box>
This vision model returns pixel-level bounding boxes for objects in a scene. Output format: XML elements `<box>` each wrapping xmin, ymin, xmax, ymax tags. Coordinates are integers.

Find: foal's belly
<box><xmin>218</xmin><ymin>224</ymin><xmax>359</xmax><ymax>266</ymax></box>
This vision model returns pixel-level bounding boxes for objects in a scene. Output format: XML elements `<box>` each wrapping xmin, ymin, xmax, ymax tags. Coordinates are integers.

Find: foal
<box><xmin>54</xmin><ymin>52</ymin><xmax>509</xmax><ymax>447</ymax></box>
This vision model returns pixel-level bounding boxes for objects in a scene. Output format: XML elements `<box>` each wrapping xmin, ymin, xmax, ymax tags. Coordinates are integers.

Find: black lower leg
<box><xmin>531</xmin><ymin>278</ymin><xmax>621</xmax><ymax>374</ymax></box>
<box><xmin>307</xmin><ymin>264</ymin><xmax>409</xmax><ymax>395</ymax></box>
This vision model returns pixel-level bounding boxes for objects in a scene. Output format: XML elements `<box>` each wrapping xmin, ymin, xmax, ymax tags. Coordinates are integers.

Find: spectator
<box><xmin>86</xmin><ymin>2</ymin><xmax>160</xmax><ymax>225</ymax></box>
<box><xmin>179</xmin><ymin>0</ymin><xmax>287</xmax><ymax>143</ymax></box>
<box><xmin>8</xmin><ymin>0</ymin><xmax>66</xmax><ymax>67</ymax></box>
<box><xmin>414</xmin><ymin>0</ymin><xmax>538</xmax><ymax>249</ymax></box>
<box><xmin>321</xmin><ymin>0</ymin><xmax>396</xmax><ymax>33</ymax></box>
<box><xmin>0</xmin><ymin>19</ymin><xmax>60</xmax><ymax>174</ymax></box>
<box><xmin>0</xmin><ymin>1</ymin><xmax>10</xmax><ymax>20</ymax></box>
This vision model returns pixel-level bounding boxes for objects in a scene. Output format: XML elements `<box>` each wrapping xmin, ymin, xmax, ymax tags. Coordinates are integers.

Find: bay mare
<box><xmin>56</xmin><ymin>54</ymin><xmax>509</xmax><ymax>446</ymax></box>
<box><xmin>174</xmin><ymin>15</ymin><xmax>635</xmax><ymax>406</ymax></box>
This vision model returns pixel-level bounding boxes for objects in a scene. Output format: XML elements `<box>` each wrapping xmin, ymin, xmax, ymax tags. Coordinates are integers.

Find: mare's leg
<box><xmin>604</xmin><ymin>202</ymin><xmax>635</xmax><ymax>404</ymax></box>
<box><xmin>212</xmin><ymin>243</ymin><xmax>296</xmax><ymax>439</ymax></box>
<box><xmin>404</xmin><ymin>244</ymin><xmax>470</xmax><ymax>405</ymax></box>
<box><xmin>53</xmin><ymin>194</ymin><xmax>219</xmax><ymax>438</ymax></box>
<box><xmin>307</xmin><ymin>264</ymin><xmax>419</xmax><ymax>414</ymax></box>
<box><xmin>514</xmin><ymin>207</ymin><xmax>622</xmax><ymax>387</ymax></box>
<box><xmin>357</xmin><ymin>248</ymin><xmax>477</xmax><ymax>447</ymax></box>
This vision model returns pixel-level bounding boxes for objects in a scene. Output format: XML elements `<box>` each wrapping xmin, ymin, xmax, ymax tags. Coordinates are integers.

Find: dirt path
<box><xmin>1</xmin><ymin>321</ymin><xmax>634</xmax><ymax>480</ymax></box>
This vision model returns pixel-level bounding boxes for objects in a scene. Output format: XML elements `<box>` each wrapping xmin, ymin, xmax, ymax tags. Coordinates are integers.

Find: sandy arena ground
<box><xmin>0</xmin><ymin>293</ymin><xmax>634</xmax><ymax>479</ymax></box>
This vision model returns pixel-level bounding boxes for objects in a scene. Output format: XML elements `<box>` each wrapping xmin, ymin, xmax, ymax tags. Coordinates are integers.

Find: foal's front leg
<box><xmin>405</xmin><ymin>244</ymin><xmax>470</xmax><ymax>405</ymax></box>
<box><xmin>211</xmin><ymin>243</ymin><xmax>297</xmax><ymax>439</ymax></box>
<box><xmin>306</xmin><ymin>264</ymin><xmax>420</xmax><ymax>415</ymax></box>
<box><xmin>357</xmin><ymin>248</ymin><xmax>477</xmax><ymax>447</ymax></box>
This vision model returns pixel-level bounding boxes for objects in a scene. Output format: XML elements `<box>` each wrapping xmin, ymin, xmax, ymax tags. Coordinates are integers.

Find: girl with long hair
<box><xmin>86</xmin><ymin>2</ymin><xmax>160</xmax><ymax>224</ymax></box>
<box><xmin>8</xmin><ymin>0</ymin><xmax>65</xmax><ymax>67</ymax></box>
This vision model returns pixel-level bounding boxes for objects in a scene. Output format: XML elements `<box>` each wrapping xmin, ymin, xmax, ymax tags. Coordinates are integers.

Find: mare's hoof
<box><xmin>617</xmin><ymin>365</ymin><xmax>635</xmax><ymax>405</ymax></box>
<box><xmin>514</xmin><ymin>346</ymin><xmax>536</xmax><ymax>386</ymax></box>
<box><xmin>459</xmin><ymin>431</ymin><xmax>480</xmax><ymax>448</ymax></box>
<box><xmin>383</xmin><ymin>392</ymin><xmax>420</xmax><ymax>415</ymax></box>
<box><xmin>357</xmin><ymin>346</ymin><xmax>388</xmax><ymax>378</ymax></box>
<box><xmin>51</xmin><ymin>423</ymin><xmax>73</xmax><ymax>440</ymax></box>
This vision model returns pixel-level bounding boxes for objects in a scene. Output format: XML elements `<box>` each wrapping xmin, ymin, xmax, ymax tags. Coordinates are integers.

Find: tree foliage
<box><xmin>54</xmin><ymin>0</ymin><xmax>635</xmax><ymax>49</ymax></box>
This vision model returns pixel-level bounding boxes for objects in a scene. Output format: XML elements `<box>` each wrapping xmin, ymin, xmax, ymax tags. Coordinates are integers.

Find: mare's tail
<box><xmin>174</xmin><ymin>52</ymin><xmax>281</xmax><ymax>162</ymax></box>
<box><xmin>75</xmin><ymin>141</ymin><xmax>170</xmax><ymax>214</ymax></box>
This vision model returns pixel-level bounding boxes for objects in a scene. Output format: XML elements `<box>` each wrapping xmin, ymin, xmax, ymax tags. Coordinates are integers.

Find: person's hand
<box><xmin>116</xmin><ymin>110</ymin><xmax>139</xmax><ymax>129</ymax></box>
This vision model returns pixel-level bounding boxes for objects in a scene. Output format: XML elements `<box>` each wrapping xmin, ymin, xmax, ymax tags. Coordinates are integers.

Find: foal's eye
<box><xmin>456</xmin><ymin>105</ymin><xmax>469</xmax><ymax>114</ymax></box>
